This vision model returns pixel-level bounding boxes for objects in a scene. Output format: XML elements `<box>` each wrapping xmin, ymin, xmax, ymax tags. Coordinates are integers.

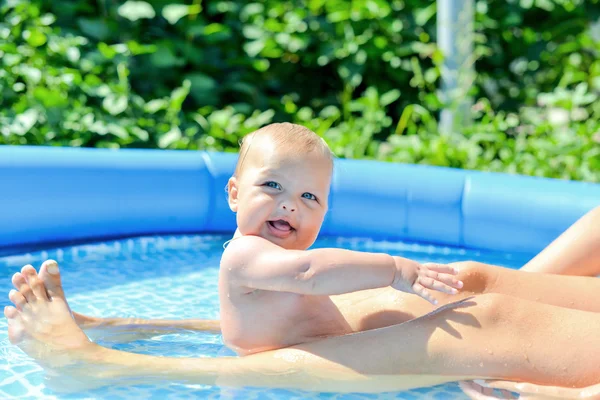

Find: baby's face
<box><xmin>228</xmin><ymin>140</ymin><xmax>331</xmax><ymax>250</ymax></box>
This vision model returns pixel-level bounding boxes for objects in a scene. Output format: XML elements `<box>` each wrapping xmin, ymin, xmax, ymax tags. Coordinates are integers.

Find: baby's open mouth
<box><xmin>268</xmin><ymin>220</ymin><xmax>294</xmax><ymax>232</ymax></box>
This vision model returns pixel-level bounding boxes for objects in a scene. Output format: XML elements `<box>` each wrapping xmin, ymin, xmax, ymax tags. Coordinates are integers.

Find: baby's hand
<box><xmin>391</xmin><ymin>257</ymin><xmax>463</xmax><ymax>305</ymax></box>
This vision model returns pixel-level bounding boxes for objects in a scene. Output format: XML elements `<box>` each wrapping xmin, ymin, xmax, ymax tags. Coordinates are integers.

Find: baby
<box><xmin>219</xmin><ymin>123</ymin><xmax>463</xmax><ymax>355</ymax></box>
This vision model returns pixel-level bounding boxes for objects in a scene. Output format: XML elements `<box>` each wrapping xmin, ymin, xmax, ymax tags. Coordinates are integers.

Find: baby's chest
<box><xmin>241</xmin><ymin>293</ymin><xmax>333</xmax><ymax>331</ymax></box>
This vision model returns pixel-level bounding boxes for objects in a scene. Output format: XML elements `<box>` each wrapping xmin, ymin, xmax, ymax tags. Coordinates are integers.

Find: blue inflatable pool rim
<box><xmin>1</xmin><ymin>145</ymin><xmax>598</xmax><ymax>255</ymax></box>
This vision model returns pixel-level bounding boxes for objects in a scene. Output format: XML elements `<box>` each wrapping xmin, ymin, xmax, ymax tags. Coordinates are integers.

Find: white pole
<box><xmin>437</xmin><ymin>0</ymin><xmax>475</xmax><ymax>135</ymax></box>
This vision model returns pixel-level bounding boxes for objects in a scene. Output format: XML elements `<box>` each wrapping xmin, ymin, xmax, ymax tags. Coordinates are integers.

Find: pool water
<box><xmin>0</xmin><ymin>235</ymin><xmax>532</xmax><ymax>400</ymax></box>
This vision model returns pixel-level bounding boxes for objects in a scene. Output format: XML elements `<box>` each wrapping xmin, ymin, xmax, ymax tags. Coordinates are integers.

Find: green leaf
<box><xmin>23</xmin><ymin>29</ymin><xmax>47</xmax><ymax>47</ymax></box>
<box><xmin>203</xmin><ymin>23</ymin><xmax>230</xmax><ymax>36</ymax></box>
<box><xmin>39</xmin><ymin>13</ymin><xmax>56</xmax><ymax>26</ymax></box>
<box><xmin>144</xmin><ymin>99</ymin><xmax>168</xmax><ymax>114</ymax></box>
<box><xmin>130</xmin><ymin>126</ymin><xmax>149</xmax><ymax>141</ymax></box>
<box><xmin>169</xmin><ymin>79</ymin><xmax>191</xmax><ymax>114</ymax></box>
<box><xmin>246</xmin><ymin>109</ymin><xmax>275</xmax><ymax>127</ymax></box>
<box><xmin>241</xmin><ymin>3</ymin><xmax>265</xmax><ymax>19</ymax></box>
<box><xmin>243</xmin><ymin>26</ymin><xmax>263</xmax><ymax>40</ymax></box>
<box><xmin>118</xmin><ymin>1</ymin><xmax>156</xmax><ymax>21</ymax></box>
<box><xmin>98</xmin><ymin>42</ymin><xmax>117</xmax><ymax>59</ymax></box>
<box><xmin>107</xmin><ymin>123</ymin><xmax>129</xmax><ymax>139</ymax></box>
<box><xmin>11</xmin><ymin>109</ymin><xmax>39</xmax><ymax>135</ymax></box>
<box><xmin>414</xmin><ymin>3</ymin><xmax>436</xmax><ymax>26</ymax></box>
<box><xmin>158</xmin><ymin>125</ymin><xmax>182</xmax><ymax>148</ymax></box>
<box><xmin>103</xmin><ymin>94</ymin><xmax>128</xmax><ymax>116</ymax></box>
<box><xmin>243</xmin><ymin>40</ymin><xmax>265</xmax><ymax>57</ymax></box>
<box><xmin>252</xmin><ymin>59</ymin><xmax>270</xmax><ymax>72</ymax></box>
<box><xmin>162</xmin><ymin>4</ymin><xmax>201</xmax><ymax>25</ymax></box>
<box><xmin>33</xmin><ymin>87</ymin><xmax>68</xmax><ymax>108</ymax></box>
<box><xmin>380</xmin><ymin>89</ymin><xmax>401</xmax><ymax>107</ymax></box>
<box><xmin>126</xmin><ymin>40</ymin><xmax>157</xmax><ymax>55</ymax></box>
<box><xmin>66</xmin><ymin>47</ymin><xmax>81</xmax><ymax>63</ymax></box>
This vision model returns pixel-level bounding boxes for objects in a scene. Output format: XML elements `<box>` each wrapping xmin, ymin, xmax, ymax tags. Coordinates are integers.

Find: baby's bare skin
<box><xmin>219</xmin><ymin>233</ymin><xmax>462</xmax><ymax>354</ymax></box>
<box><xmin>219</xmin><ymin>128</ymin><xmax>462</xmax><ymax>355</ymax></box>
<box><xmin>220</xmin><ymin>237</ymin><xmax>427</xmax><ymax>355</ymax></box>
<box><xmin>221</xmin><ymin>278</ymin><xmax>354</xmax><ymax>355</ymax></box>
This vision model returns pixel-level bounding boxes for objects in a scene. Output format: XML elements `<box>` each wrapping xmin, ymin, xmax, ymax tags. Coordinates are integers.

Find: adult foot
<box><xmin>5</xmin><ymin>261</ymin><xmax>107</xmax><ymax>391</ymax></box>
<box><xmin>37</xmin><ymin>260</ymin><xmax>102</xmax><ymax>329</ymax></box>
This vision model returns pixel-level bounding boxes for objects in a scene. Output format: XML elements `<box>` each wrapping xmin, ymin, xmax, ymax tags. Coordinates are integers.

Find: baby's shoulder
<box><xmin>220</xmin><ymin>235</ymin><xmax>272</xmax><ymax>269</ymax></box>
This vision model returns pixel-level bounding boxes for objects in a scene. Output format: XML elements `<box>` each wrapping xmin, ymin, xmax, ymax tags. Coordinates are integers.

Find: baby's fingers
<box><xmin>411</xmin><ymin>283</ymin><xmax>438</xmax><ymax>305</ymax></box>
<box><xmin>423</xmin><ymin>263</ymin><xmax>459</xmax><ymax>275</ymax></box>
<box><xmin>418</xmin><ymin>275</ymin><xmax>460</xmax><ymax>295</ymax></box>
<box><xmin>423</xmin><ymin>268</ymin><xmax>464</xmax><ymax>290</ymax></box>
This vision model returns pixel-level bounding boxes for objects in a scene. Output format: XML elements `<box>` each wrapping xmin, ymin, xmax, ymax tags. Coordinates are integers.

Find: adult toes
<box><xmin>21</xmin><ymin>265</ymin><xmax>48</xmax><ymax>301</ymax></box>
<box><xmin>4</xmin><ymin>305</ymin><xmax>18</xmax><ymax>319</ymax></box>
<box><xmin>39</xmin><ymin>260</ymin><xmax>65</xmax><ymax>300</ymax></box>
<box><xmin>8</xmin><ymin>289</ymin><xmax>27</xmax><ymax>311</ymax></box>
<box><xmin>12</xmin><ymin>273</ymin><xmax>34</xmax><ymax>303</ymax></box>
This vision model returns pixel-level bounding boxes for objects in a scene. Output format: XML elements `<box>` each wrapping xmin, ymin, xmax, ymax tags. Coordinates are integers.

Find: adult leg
<box><xmin>71</xmin><ymin>311</ymin><xmax>220</xmax><ymax>342</ymax></box>
<box><xmin>457</xmin><ymin>206</ymin><xmax>600</xmax><ymax>399</ymax></box>
<box><xmin>520</xmin><ymin>206</ymin><xmax>600</xmax><ymax>276</ymax></box>
<box><xmin>6</xmin><ymin>263</ymin><xmax>600</xmax><ymax>393</ymax></box>
<box><xmin>29</xmin><ymin>260</ymin><xmax>221</xmax><ymax>343</ymax></box>
<box><xmin>437</xmin><ymin>261</ymin><xmax>600</xmax><ymax>312</ymax></box>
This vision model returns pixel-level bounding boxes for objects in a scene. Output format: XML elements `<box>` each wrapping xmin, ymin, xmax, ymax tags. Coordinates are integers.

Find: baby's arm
<box><xmin>224</xmin><ymin>236</ymin><xmax>462</xmax><ymax>303</ymax></box>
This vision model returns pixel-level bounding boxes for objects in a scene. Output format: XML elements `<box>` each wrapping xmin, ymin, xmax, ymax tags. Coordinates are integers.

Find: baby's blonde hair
<box><xmin>234</xmin><ymin>123</ymin><xmax>334</xmax><ymax>177</ymax></box>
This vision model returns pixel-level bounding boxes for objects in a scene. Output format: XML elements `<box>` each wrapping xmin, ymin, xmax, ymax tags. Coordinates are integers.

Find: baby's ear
<box><xmin>227</xmin><ymin>177</ymin><xmax>239</xmax><ymax>212</ymax></box>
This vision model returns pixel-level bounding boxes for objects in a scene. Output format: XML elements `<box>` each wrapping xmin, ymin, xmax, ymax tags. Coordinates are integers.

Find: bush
<box><xmin>1</xmin><ymin>0</ymin><xmax>598</xmax><ymax>182</ymax></box>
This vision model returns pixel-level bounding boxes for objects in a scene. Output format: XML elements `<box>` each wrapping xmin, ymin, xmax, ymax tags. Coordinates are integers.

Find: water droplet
<box><xmin>479</xmin><ymin>362</ymin><xmax>484</xmax><ymax>367</ymax></box>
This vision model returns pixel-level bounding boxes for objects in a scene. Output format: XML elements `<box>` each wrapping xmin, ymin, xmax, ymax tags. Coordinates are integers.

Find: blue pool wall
<box><xmin>1</xmin><ymin>145</ymin><xmax>599</xmax><ymax>255</ymax></box>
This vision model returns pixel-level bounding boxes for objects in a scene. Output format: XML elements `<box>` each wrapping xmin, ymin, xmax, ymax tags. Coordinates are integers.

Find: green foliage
<box><xmin>1</xmin><ymin>0</ymin><xmax>598</xmax><ymax>181</ymax></box>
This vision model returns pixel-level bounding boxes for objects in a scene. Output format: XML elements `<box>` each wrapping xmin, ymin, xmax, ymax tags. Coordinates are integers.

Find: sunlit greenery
<box><xmin>1</xmin><ymin>0</ymin><xmax>599</xmax><ymax>181</ymax></box>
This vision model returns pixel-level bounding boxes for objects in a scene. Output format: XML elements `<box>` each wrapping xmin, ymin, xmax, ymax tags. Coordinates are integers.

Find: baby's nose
<box><xmin>282</xmin><ymin>204</ymin><xmax>295</xmax><ymax>212</ymax></box>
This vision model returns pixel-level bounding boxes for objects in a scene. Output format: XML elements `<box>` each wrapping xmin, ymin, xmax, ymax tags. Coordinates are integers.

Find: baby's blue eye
<box><xmin>265</xmin><ymin>181</ymin><xmax>282</xmax><ymax>190</ymax></box>
<box><xmin>302</xmin><ymin>192</ymin><xmax>317</xmax><ymax>201</ymax></box>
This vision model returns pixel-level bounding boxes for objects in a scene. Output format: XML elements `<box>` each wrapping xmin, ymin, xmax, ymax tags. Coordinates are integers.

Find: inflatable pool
<box><xmin>0</xmin><ymin>145</ymin><xmax>599</xmax><ymax>400</ymax></box>
<box><xmin>1</xmin><ymin>145</ymin><xmax>599</xmax><ymax>254</ymax></box>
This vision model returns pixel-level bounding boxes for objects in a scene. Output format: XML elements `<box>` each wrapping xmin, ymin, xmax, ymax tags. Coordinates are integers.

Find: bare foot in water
<box><xmin>5</xmin><ymin>260</ymin><xmax>106</xmax><ymax>391</ymax></box>
<box><xmin>4</xmin><ymin>261</ymin><xmax>228</xmax><ymax>393</ymax></box>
